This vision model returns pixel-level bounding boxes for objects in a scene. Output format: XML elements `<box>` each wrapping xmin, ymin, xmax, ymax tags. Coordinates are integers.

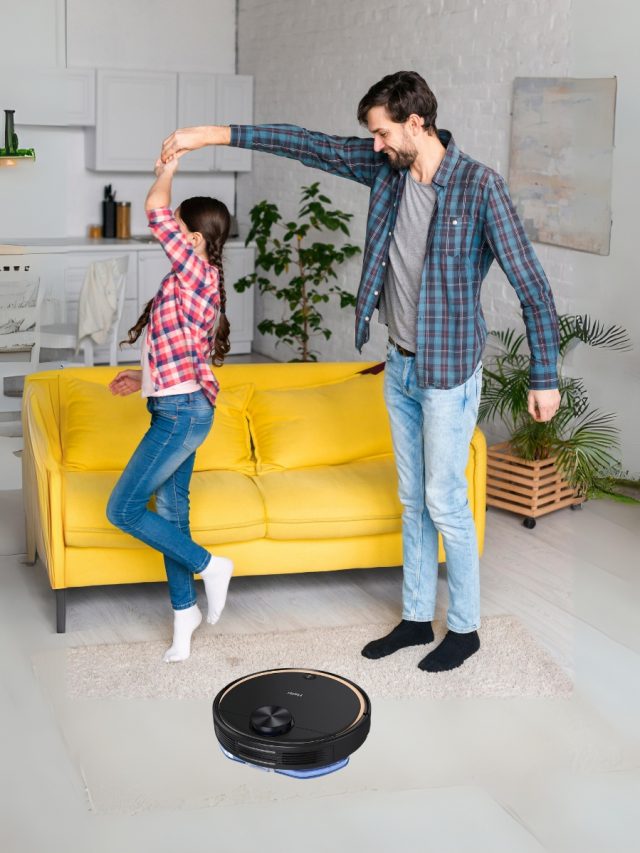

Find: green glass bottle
<box><xmin>4</xmin><ymin>110</ymin><xmax>17</xmax><ymax>154</ymax></box>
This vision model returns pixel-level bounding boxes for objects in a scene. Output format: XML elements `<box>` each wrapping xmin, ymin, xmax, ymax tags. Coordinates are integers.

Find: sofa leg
<box><xmin>24</xmin><ymin>523</ymin><xmax>37</xmax><ymax>565</ymax></box>
<box><xmin>55</xmin><ymin>589</ymin><xmax>67</xmax><ymax>634</ymax></box>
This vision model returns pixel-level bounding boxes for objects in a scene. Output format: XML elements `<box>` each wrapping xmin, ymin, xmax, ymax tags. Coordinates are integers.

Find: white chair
<box><xmin>40</xmin><ymin>256</ymin><xmax>129</xmax><ymax>367</ymax></box>
<box><xmin>0</xmin><ymin>264</ymin><xmax>43</xmax><ymax>367</ymax></box>
<box><xmin>0</xmin><ymin>264</ymin><xmax>42</xmax><ymax>421</ymax></box>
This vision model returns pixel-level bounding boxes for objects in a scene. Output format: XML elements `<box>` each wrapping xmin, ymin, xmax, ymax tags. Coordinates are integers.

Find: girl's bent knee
<box><xmin>106</xmin><ymin>495</ymin><xmax>134</xmax><ymax>531</ymax></box>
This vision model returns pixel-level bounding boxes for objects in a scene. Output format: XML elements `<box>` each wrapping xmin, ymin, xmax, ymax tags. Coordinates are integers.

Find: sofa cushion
<box><xmin>247</xmin><ymin>372</ymin><xmax>393</xmax><ymax>473</ymax></box>
<box><xmin>64</xmin><ymin>469</ymin><xmax>266</xmax><ymax>548</ymax></box>
<box><xmin>254</xmin><ymin>456</ymin><xmax>402</xmax><ymax>540</ymax></box>
<box><xmin>59</xmin><ymin>376</ymin><xmax>254</xmax><ymax>474</ymax></box>
<box><xmin>194</xmin><ymin>387</ymin><xmax>254</xmax><ymax>473</ymax></box>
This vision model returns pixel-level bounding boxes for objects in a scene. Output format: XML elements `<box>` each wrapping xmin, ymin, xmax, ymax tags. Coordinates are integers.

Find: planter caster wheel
<box><xmin>570</xmin><ymin>503</ymin><xmax>583</xmax><ymax>511</ymax></box>
<box><xmin>522</xmin><ymin>517</ymin><xmax>536</xmax><ymax>529</ymax></box>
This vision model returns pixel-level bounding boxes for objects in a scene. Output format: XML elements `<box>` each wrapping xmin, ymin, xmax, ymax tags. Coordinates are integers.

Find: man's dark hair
<box><xmin>357</xmin><ymin>71</ymin><xmax>438</xmax><ymax>132</ymax></box>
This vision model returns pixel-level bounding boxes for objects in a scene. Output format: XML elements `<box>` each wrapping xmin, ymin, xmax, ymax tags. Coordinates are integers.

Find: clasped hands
<box><xmin>160</xmin><ymin>125</ymin><xmax>230</xmax><ymax>163</ymax></box>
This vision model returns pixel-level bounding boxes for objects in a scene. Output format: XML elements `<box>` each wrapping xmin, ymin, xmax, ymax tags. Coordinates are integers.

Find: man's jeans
<box><xmin>384</xmin><ymin>347</ymin><xmax>482</xmax><ymax>633</ymax></box>
<box><xmin>107</xmin><ymin>390</ymin><xmax>214</xmax><ymax>610</ymax></box>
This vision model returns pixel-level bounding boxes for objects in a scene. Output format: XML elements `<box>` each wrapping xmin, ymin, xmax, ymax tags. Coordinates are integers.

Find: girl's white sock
<box><xmin>199</xmin><ymin>555</ymin><xmax>234</xmax><ymax>624</ymax></box>
<box><xmin>163</xmin><ymin>604</ymin><xmax>202</xmax><ymax>662</ymax></box>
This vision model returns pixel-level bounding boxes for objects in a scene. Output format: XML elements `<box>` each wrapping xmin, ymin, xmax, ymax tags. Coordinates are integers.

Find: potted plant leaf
<box><xmin>233</xmin><ymin>182</ymin><xmax>361</xmax><ymax>361</ymax></box>
<box><xmin>479</xmin><ymin>314</ymin><xmax>633</xmax><ymax>527</ymax></box>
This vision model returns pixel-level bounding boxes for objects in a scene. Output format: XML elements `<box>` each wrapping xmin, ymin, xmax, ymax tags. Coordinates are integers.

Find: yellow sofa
<box><xmin>22</xmin><ymin>362</ymin><xmax>487</xmax><ymax>632</ymax></box>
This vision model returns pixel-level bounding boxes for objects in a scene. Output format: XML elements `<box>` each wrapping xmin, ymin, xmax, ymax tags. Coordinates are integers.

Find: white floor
<box><xmin>1</xmin><ymin>424</ymin><xmax>639</xmax><ymax>852</ymax></box>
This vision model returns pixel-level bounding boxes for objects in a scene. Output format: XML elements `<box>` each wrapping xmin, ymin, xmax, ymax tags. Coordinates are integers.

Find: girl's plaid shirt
<box><xmin>145</xmin><ymin>207</ymin><xmax>220</xmax><ymax>405</ymax></box>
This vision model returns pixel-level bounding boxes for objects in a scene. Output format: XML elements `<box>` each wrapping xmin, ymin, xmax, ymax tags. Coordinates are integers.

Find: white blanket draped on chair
<box><xmin>77</xmin><ymin>257</ymin><xmax>122</xmax><ymax>347</ymax></box>
<box><xmin>40</xmin><ymin>256</ymin><xmax>129</xmax><ymax>366</ymax></box>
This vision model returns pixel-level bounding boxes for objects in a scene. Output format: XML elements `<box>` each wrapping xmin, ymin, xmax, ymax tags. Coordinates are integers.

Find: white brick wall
<box><xmin>237</xmin><ymin>0</ymin><xmax>640</xmax><ymax>473</ymax></box>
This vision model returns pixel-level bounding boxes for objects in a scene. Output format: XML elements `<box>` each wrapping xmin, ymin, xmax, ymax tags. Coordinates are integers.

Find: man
<box><xmin>162</xmin><ymin>71</ymin><xmax>560</xmax><ymax>672</ymax></box>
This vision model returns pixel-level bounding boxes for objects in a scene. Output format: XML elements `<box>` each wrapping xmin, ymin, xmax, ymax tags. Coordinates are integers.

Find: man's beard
<box><xmin>386</xmin><ymin>146</ymin><xmax>418</xmax><ymax>170</ymax></box>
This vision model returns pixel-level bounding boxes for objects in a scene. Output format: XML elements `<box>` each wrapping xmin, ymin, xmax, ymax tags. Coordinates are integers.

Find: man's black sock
<box><xmin>361</xmin><ymin>619</ymin><xmax>434</xmax><ymax>660</ymax></box>
<box><xmin>418</xmin><ymin>629</ymin><xmax>480</xmax><ymax>672</ymax></box>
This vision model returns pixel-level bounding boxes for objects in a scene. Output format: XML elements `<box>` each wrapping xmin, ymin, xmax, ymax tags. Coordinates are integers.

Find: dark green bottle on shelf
<box><xmin>4</xmin><ymin>109</ymin><xmax>18</xmax><ymax>154</ymax></box>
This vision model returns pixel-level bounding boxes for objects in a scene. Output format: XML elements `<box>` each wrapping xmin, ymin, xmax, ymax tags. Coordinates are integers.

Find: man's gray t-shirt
<box><xmin>378</xmin><ymin>172</ymin><xmax>437</xmax><ymax>351</ymax></box>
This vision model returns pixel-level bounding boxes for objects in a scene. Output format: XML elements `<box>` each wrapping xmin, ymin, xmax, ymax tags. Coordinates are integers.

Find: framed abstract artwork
<box><xmin>508</xmin><ymin>77</ymin><xmax>617</xmax><ymax>255</ymax></box>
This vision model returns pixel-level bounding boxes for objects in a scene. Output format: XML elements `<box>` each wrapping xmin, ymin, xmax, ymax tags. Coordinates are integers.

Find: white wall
<box><xmin>566</xmin><ymin>0</ymin><xmax>640</xmax><ymax>476</ymax></box>
<box><xmin>0</xmin><ymin>0</ymin><xmax>237</xmax><ymax>240</ymax></box>
<box><xmin>237</xmin><ymin>0</ymin><xmax>639</xmax><ymax>475</ymax></box>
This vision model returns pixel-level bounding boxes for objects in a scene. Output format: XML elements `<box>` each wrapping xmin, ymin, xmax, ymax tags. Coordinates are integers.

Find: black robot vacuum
<box><xmin>213</xmin><ymin>668</ymin><xmax>371</xmax><ymax>778</ymax></box>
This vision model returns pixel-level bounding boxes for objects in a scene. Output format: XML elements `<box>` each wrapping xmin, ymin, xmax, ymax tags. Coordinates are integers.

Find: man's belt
<box><xmin>388</xmin><ymin>337</ymin><xmax>415</xmax><ymax>357</ymax></box>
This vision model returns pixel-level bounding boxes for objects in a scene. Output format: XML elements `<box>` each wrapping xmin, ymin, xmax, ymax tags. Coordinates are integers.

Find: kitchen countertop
<box><xmin>0</xmin><ymin>235</ymin><xmax>249</xmax><ymax>254</ymax></box>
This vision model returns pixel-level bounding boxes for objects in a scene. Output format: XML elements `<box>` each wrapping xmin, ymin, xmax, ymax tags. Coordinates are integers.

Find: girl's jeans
<box><xmin>384</xmin><ymin>346</ymin><xmax>483</xmax><ymax>633</ymax></box>
<box><xmin>107</xmin><ymin>390</ymin><xmax>214</xmax><ymax>610</ymax></box>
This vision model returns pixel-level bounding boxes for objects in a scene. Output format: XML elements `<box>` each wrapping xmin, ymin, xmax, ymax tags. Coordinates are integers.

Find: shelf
<box><xmin>0</xmin><ymin>153</ymin><xmax>36</xmax><ymax>168</ymax></box>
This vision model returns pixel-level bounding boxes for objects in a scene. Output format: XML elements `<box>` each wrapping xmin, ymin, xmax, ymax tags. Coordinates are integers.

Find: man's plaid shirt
<box><xmin>146</xmin><ymin>208</ymin><xmax>220</xmax><ymax>405</ymax></box>
<box><xmin>231</xmin><ymin>124</ymin><xmax>559</xmax><ymax>390</ymax></box>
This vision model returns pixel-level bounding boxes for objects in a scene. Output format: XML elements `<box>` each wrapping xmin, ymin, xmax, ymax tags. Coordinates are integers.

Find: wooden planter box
<box><xmin>487</xmin><ymin>442</ymin><xmax>583</xmax><ymax>526</ymax></box>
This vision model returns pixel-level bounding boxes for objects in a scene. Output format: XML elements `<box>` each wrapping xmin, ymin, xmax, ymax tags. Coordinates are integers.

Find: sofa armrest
<box><xmin>470</xmin><ymin>426</ymin><xmax>487</xmax><ymax>556</ymax></box>
<box><xmin>21</xmin><ymin>378</ymin><xmax>65</xmax><ymax>589</ymax></box>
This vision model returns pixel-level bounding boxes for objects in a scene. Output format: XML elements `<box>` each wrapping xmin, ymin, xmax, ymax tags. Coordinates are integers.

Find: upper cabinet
<box><xmin>177</xmin><ymin>74</ymin><xmax>217</xmax><ymax>172</ymax></box>
<box><xmin>86</xmin><ymin>70</ymin><xmax>178</xmax><ymax>171</ymax></box>
<box><xmin>87</xmin><ymin>70</ymin><xmax>253</xmax><ymax>173</ymax></box>
<box><xmin>178</xmin><ymin>73</ymin><xmax>253</xmax><ymax>172</ymax></box>
<box><xmin>0</xmin><ymin>0</ymin><xmax>66</xmax><ymax>69</ymax></box>
<box><xmin>214</xmin><ymin>75</ymin><xmax>253</xmax><ymax>173</ymax></box>
<box><xmin>66</xmin><ymin>0</ymin><xmax>236</xmax><ymax>74</ymax></box>
<box><xmin>0</xmin><ymin>68</ymin><xmax>95</xmax><ymax>126</ymax></box>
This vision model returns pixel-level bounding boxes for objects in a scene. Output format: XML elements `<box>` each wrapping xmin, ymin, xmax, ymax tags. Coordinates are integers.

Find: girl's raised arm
<box><xmin>145</xmin><ymin>156</ymin><xmax>180</xmax><ymax>212</ymax></box>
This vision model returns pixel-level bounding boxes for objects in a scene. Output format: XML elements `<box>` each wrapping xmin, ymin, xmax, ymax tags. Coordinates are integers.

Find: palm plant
<box><xmin>479</xmin><ymin>314</ymin><xmax>633</xmax><ymax>500</ymax></box>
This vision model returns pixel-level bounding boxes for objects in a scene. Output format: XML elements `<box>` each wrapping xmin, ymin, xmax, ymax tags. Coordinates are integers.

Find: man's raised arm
<box><xmin>162</xmin><ymin>123</ymin><xmax>379</xmax><ymax>188</ymax></box>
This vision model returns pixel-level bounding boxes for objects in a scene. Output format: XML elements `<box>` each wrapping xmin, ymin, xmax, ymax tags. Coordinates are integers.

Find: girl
<box><xmin>107</xmin><ymin>155</ymin><xmax>233</xmax><ymax>662</ymax></box>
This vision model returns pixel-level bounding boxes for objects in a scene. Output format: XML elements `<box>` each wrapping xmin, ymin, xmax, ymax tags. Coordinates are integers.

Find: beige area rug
<box><xmin>33</xmin><ymin>617</ymin><xmax>623</xmax><ymax>817</ymax></box>
<box><xmin>66</xmin><ymin>616</ymin><xmax>573</xmax><ymax>701</ymax></box>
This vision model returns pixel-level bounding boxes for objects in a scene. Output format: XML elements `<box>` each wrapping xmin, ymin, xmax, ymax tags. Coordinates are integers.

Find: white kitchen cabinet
<box><xmin>214</xmin><ymin>76</ymin><xmax>253</xmax><ymax>172</ymax></box>
<box><xmin>176</xmin><ymin>73</ymin><xmax>253</xmax><ymax>173</ymax></box>
<box><xmin>86</xmin><ymin>70</ymin><xmax>178</xmax><ymax>171</ymax></box>
<box><xmin>137</xmin><ymin>251</ymin><xmax>170</xmax><ymax>307</ymax></box>
<box><xmin>134</xmin><ymin>250</ymin><xmax>170</xmax><ymax>360</ymax></box>
<box><xmin>87</xmin><ymin>70</ymin><xmax>252</xmax><ymax>172</ymax></box>
<box><xmin>0</xmin><ymin>0</ymin><xmax>66</xmax><ymax>69</ymax></box>
<box><xmin>66</xmin><ymin>0</ymin><xmax>235</xmax><ymax>74</ymax></box>
<box><xmin>177</xmin><ymin>74</ymin><xmax>216</xmax><ymax>172</ymax></box>
<box><xmin>0</xmin><ymin>68</ymin><xmax>95</xmax><ymax>127</ymax></box>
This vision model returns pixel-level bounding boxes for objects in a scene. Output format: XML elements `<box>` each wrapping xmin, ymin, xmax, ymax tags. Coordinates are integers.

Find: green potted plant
<box><xmin>234</xmin><ymin>182</ymin><xmax>361</xmax><ymax>361</ymax></box>
<box><xmin>0</xmin><ymin>109</ymin><xmax>35</xmax><ymax>164</ymax></box>
<box><xmin>479</xmin><ymin>314</ymin><xmax>634</xmax><ymax>527</ymax></box>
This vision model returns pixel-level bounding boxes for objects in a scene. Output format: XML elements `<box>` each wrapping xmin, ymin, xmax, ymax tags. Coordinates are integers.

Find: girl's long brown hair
<box><xmin>124</xmin><ymin>197</ymin><xmax>231</xmax><ymax>366</ymax></box>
